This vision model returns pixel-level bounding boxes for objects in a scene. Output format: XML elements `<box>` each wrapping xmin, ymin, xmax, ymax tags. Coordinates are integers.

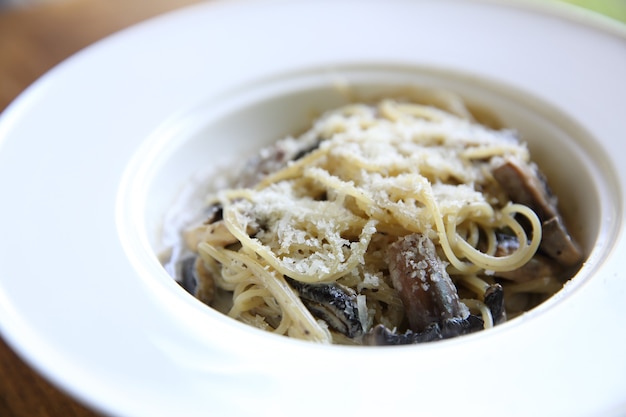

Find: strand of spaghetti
<box><xmin>453</xmin><ymin>216</ymin><xmax>498</xmax><ymax>256</ymax></box>
<box><xmin>199</xmin><ymin>248</ymin><xmax>282</xmax><ymax>323</ymax></box>
<box><xmin>414</xmin><ymin>176</ymin><xmax>480</xmax><ymax>273</ymax></box>
<box><xmin>461</xmin><ymin>299</ymin><xmax>493</xmax><ymax>329</ymax></box>
<box><xmin>454</xmin><ymin>201</ymin><xmax>496</xmax><ymax>223</ymax></box>
<box><xmin>365</xmin><ymin>287</ymin><xmax>404</xmax><ymax>314</ymax></box>
<box><xmin>223</xmin><ymin>186</ymin><xmax>262</xmax><ymax>200</ymax></box>
<box><xmin>456</xmin><ymin>274</ymin><xmax>490</xmax><ymax>297</ymax></box>
<box><xmin>198</xmin><ymin>244</ymin><xmax>252</xmax><ymax>286</ymax></box>
<box><xmin>228</xmin><ymin>286</ymin><xmax>270</xmax><ymax>318</ymax></box>
<box><xmin>254</xmin><ymin>145</ymin><xmax>329</xmax><ymax>190</ymax></box>
<box><xmin>273</xmin><ymin>313</ymin><xmax>292</xmax><ymax>335</ymax></box>
<box><xmin>328</xmin><ymin>148</ymin><xmax>400</xmax><ymax>174</ymax></box>
<box><xmin>504</xmin><ymin>277</ymin><xmax>563</xmax><ymax>295</ymax></box>
<box><xmin>220</xmin><ymin>264</ymin><xmax>254</xmax><ymax>283</ymax></box>
<box><xmin>304</xmin><ymin>167</ymin><xmax>372</xmax><ymax>204</ymax></box>
<box><xmin>304</xmin><ymin>167</ymin><xmax>385</xmax><ymax>218</ymax></box>
<box><xmin>484</xmin><ymin>226</ymin><xmax>498</xmax><ymax>256</ymax></box>
<box><xmin>199</xmin><ymin>242</ymin><xmax>331</xmax><ymax>342</ymax></box>
<box><xmin>399</xmin><ymin>89</ymin><xmax>475</xmax><ymax>120</ymax></box>
<box><xmin>200</xmin><ymin>248</ymin><xmax>257</xmax><ymax>297</ymax></box>
<box><xmin>461</xmin><ymin>144</ymin><xmax>529</xmax><ymax>160</ymax></box>
<box><xmin>380</xmin><ymin>100</ymin><xmax>447</xmax><ymax>122</ymax></box>
<box><xmin>464</xmin><ymin>222</ymin><xmax>480</xmax><ymax>248</ymax></box>
<box><xmin>445</xmin><ymin>217</ymin><xmax>482</xmax><ymax>272</ymax></box>
<box><xmin>200</xmin><ymin>255</ymin><xmax>240</xmax><ymax>291</ymax></box>
<box><xmin>452</xmin><ymin>204</ymin><xmax>542</xmax><ymax>271</ymax></box>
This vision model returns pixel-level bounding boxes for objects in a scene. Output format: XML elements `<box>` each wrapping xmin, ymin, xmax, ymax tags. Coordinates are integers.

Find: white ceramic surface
<box><xmin>0</xmin><ymin>1</ymin><xmax>625</xmax><ymax>417</ymax></box>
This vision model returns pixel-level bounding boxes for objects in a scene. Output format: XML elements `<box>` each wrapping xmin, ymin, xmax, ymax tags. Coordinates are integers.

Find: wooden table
<box><xmin>0</xmin><ymin>2</ymin><xmax>202</xmax><ymax>415</ymax></box>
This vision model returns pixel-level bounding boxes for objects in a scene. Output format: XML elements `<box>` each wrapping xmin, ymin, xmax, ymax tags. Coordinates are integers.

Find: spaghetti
<box><xmin>168</xmin><ymin>96</ymin><xmax>582</xmax><ymax>345</ymax></box>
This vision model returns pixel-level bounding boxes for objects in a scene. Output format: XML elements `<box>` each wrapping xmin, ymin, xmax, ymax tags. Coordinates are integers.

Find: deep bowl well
<box><xmin>117</xmin><ymin>64</ymin><xmax>620</xmax><ymax>341</ymax></box>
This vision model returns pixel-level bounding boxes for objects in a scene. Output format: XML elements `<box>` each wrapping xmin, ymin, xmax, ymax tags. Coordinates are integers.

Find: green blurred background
<box><xmin>560</xmin><ymin>0</ymin><xmax>626</xmax><ymax>23</ymax></box>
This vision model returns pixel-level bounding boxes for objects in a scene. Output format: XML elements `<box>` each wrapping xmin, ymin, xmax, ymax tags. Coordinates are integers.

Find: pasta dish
<box><xmin>164</xmin><ymin>93</ymin><xmax>582</xmax><ymax>345</ymax></box>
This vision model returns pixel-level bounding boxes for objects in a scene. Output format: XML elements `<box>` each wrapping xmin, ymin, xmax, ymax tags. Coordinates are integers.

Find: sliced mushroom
<box><xmin>237</xmin><ymin>137</ymin><xmax>322</xmax><ymax>188</ymax></box>
<box><xmin>387</xmin><ymin>233</ymin><xmax>469</xmax><ymax>332</ymax></box>
<box><xmin>484</xmin><ymin>283</ymin><xmax>506</xmax><ymax>325</ymax></box>
<box><xmin>363</xmin><ymin>315</ymin><xmax>484</xmax><ymax>346</ymax></box>
<box><xmin>492</xmin><ymin>157</ymin><xmax>556</xmax><ymax>219</ymax></box>
<box><xmin>541</xmin><ymin>216</ymin><xmax>583</xmax><ymax>267</ymax></box>
<box><xmin>180</xmin><ymin>256</ymin><xmax>198</xmax><ymax>295</ymax></box>
<box><xmin>180</xmin><ymin>256</ymin><xmax>215</xmax><ymax>305</ymax></box>
<box><xmin>203</xmin><ymin>203</ymin><xmax>223</xmax><ymax>224</ymax></box>
<box><xmin>492</xmin><ymin>157</ymin><xmax>582</xmax><ymax>266</ymax></box>
<box><xmin>287</xmin><ymin>278</ymin><xmax>363</xmax><ymax>338</ymax></box>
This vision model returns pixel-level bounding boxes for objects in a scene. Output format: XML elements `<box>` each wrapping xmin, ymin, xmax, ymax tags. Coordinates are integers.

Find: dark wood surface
<box><xmin>0</xmin><ymin>2</ymin><xmax>202</xmax><ymax>415</ymax></box>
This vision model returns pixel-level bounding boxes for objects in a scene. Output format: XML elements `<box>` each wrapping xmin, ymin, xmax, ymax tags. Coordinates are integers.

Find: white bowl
<box><xmin>1</xmin><ymin>1</ymin><xmax>625</xmax><ymax>417</ymax></box>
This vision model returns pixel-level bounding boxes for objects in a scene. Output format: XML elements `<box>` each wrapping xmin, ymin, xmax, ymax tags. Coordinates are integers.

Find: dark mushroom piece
<box><xmin>484</xmin><ymin>283</ymin><xmax>506</xmax><ymax>325</ymax></box>
<box><xmin>237</xmin><ymin>136</ymin><xmax>322</xmax><ymax>188</ymax></box>
<box><xmin>492</xmin><ymin>157</ymin><xmax>582</xmax><ymax>267</ymax></box>
<box><xmin>180</xmin><ymin>256</ymin><xmax>199</xmax><ymax>295</ymax></box>
<box><xmin>540</xmin><ymin>216</ymin><xmax>581</xmax><ymax>266</ymax></box>
<box><xmin>179</xmin><ymin>256</ymin><xmax>215</xmax><ymax>305</ymax></box>
<box><xmin>364</xmin><ymin>233</ymin><xmax>490</xmax><ymax>346</ymax></box>
<box><xmin>203</xmin><ymin>203</ymin><xmax>223</xmax><ymax>224</ymax></box>
<box><xmin>292</xmin><ymin>140</ymin><xmax>323</xmax><ymax>161</ymax></box>
<box><xmin>364</xmin><ymin>316</ymin><xmax>484</xmax><ymax>346</ymax></box>
<box><xmin>287</xmin><ymin>278</ymin><xmax>363</xmax><ymax>338</ymax></box>
<box><xmin>491</xmin><ymin>233</ymin><xmax>564</xmax><ymax>283</ymax></box>
<box><xmin>387</xmin><ymin>233</ymin><xmax>470</xmax><ymax>332</ymax></box>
